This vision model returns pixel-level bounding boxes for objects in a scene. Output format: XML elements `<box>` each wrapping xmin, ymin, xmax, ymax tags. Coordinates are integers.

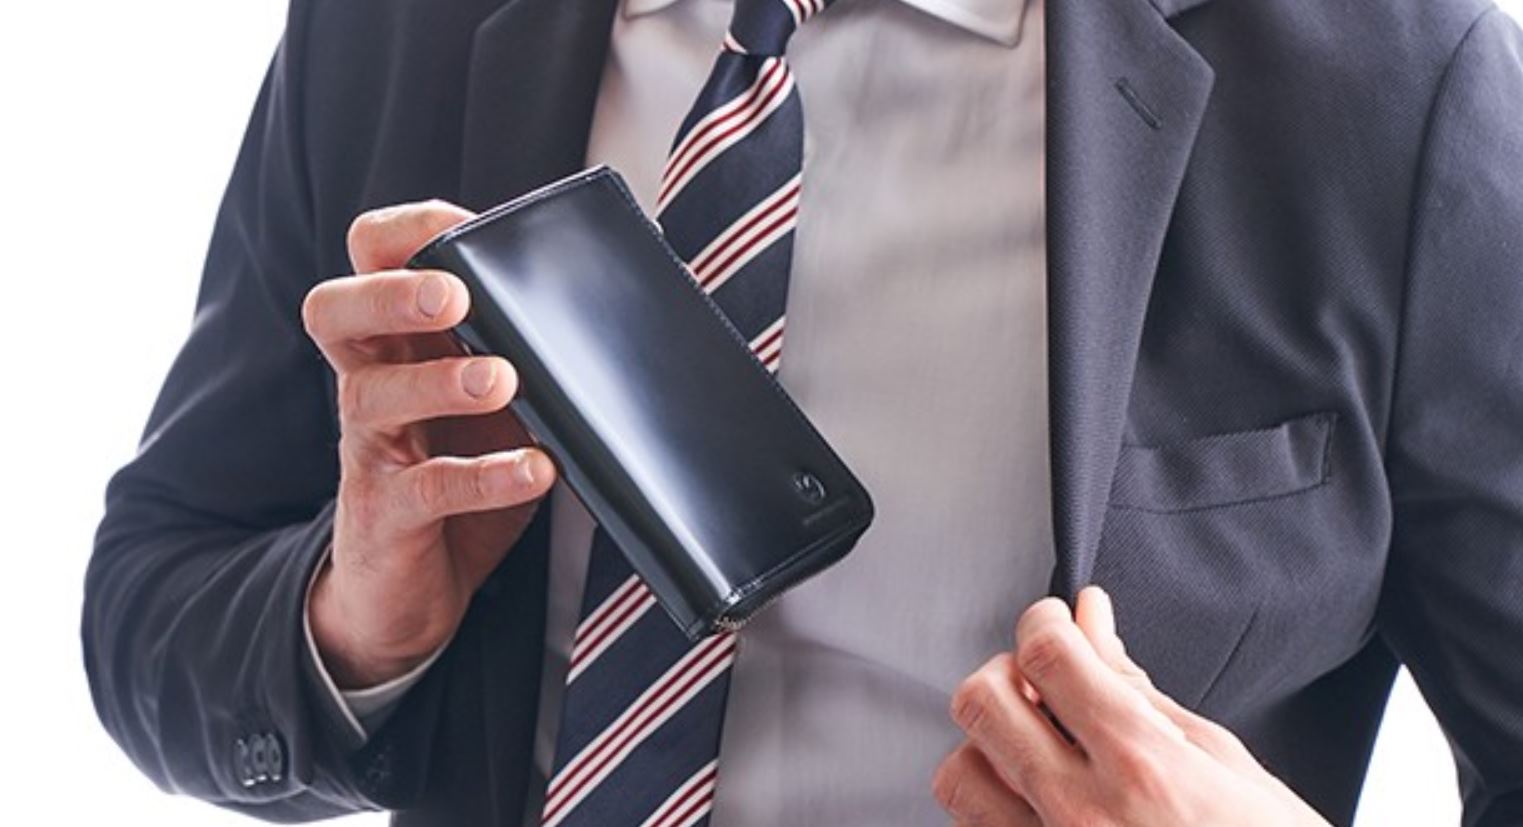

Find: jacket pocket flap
<box><xmin>1108</xmin><ymin>412</ymin><xmax>1335</xmax><ymax>513</ymax></box>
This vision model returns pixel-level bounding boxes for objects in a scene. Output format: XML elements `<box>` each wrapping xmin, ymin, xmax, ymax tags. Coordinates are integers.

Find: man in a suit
<box><xmin>82</xmin><ymin>0</ymin><xmax>1523</xmax><ymax>823</ymax></box>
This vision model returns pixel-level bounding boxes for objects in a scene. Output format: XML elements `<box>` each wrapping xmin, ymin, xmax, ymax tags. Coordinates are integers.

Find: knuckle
<box><xmin>421</xmin><ymin>199</ymin><xmax>472</xmax><ymax>227</ymax></box>
<box><xmin>1192</xmin><ymin>717</ymin><xmax>1243</xmax><ymax>755</ymax></box>
<box><xmin>347</xmin><ymin>209</ymin><xmax>390</xmax><ymax>262</ymax></box>
<box><xmin>467</xmin><ymin>458</ymin><xmax>495</xmax><ymax>503</ymax></box>
<box><xmin>1003</xmin><ymin>737</ymin><xmax>1051</xmax><ymax>799</ymax></box>
<box><xmin>932</xmin><ymin>755</ymin><xmax>974</xmax><ymax>816</ymax></box>
<box><xmin>338</xmin><ymin>473</ymin><xmax>383</xmax><ymax>530</ymax></box>
<box><xmin>1200</xmin><ymin>716</ymin><xmax>1237</xmax><ymax>744</ymax></box>
<box><xmin>378</xmin><ymin>277</ymin><xmax>411</xmax><ymax>325</ymax></box>
<box><xmin>411</xmin><ymin>466</ymin><xmax>452</xmax><ymax>515</ymax></box>
<box><xmin>336</xmin><ymin>433</ymin><xmax>369</xmax><ymax>472</ymax></box>
<box><xmin>950</xmin><ymin>673</ymin><xmax>997</xmax><ymax>732</ymax></box>
<box><xmin>1016</xmin><ymin>769</ymin><xmax>1059</xmax><ymax>817</ymax></box>
<box><xmin>337</xmin><ymin>372</ymin><xmax>373</xmax><ymax>423</ymax></box>
<box><xmin>1118</xmin><ymin>657</ymin><xmax>1152</xmax><ymax>687</ymax></box>
<box><xmin>1017</xmin><ymin>628</ymin><xmax>1071</xmax><ymax>681</ymax></box>
<box><xmin>931</xmin><ymin>760</ymin><xmax>960</xmax><ymax>810</ymax></box>
<box><xmin>1110</xmin><ymin>744</ymin><xmax>1172</xmax><ymax>807</ymax></box>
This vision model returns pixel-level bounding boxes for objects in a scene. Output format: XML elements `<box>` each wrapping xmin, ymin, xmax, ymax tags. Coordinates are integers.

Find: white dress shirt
<box><xmin>309</xmin><ymin>0</ymin><xmax>1054</xmax><ymax>821</ymax></box>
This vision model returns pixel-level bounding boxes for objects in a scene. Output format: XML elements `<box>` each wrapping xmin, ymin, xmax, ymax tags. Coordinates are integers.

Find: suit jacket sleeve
<box><xmin>81</xmin><ymin>1</ymin><xmax>444</xmax><ymax>817</ymax></box>
<box><xmin>1381</xmin><ymin>8</ymin><xmax>1523</xmax><ymax>825</ymax></box>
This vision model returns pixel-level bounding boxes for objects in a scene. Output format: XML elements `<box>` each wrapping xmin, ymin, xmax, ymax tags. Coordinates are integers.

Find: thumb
<box><xmin>1073</xmin><ymin>594</ymin><xmax>1308</xmax><ymax>815</ymax></box>
<box><xmin>1074</xmin><ymin>586</ymin><xmax>1148</xmax><ymax>687</ymax></box>
<box><xmin>1075</xmin><ymin>586</ymin><xmax>1205</xmax><ymax>738</ymax></box>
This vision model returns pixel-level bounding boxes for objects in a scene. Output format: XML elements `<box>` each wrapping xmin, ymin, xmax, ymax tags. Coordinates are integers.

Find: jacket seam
<box><xmin>1382</xmin><ymin>4</ymin><xmax>1499</xmax><ymax>467</ymax></box>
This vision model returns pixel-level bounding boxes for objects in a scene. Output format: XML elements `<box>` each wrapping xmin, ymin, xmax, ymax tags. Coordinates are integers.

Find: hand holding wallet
<box><xmin>409</xmin><ymin>167</ymin><xmax>874</xmax><ymax>640</ymax></box>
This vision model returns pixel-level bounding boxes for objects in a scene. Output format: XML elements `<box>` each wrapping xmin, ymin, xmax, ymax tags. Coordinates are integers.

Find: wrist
<box><xmin>308</xmin><ymin>560</ymin><xmax>433</xmax><ymax>689</ymax></box>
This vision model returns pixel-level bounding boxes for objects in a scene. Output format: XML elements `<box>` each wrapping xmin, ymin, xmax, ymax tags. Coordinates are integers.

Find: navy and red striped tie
<box><xmin>540</xmin><ymin>0</ymin><xmax>832</xmax><ymax>824</ymax></box>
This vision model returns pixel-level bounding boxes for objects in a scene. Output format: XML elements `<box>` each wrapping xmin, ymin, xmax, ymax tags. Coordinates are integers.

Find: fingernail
<box><xmin>516</xmin><ymin>451</ymin><xmax>549</xmax><ymax>487</ymax></box>
<box><xmin>462</xmin><ymin>360</ymin><xmax>497</xmax><ymax>398</ymax></box>
<box><xmin>417</xmin><ymin>275</ymin><xmax>449</xmax><ymax>318</ymax></box>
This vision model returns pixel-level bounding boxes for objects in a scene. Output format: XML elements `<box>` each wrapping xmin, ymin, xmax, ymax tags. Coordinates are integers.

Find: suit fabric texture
<box><xmin>82</xmin><ymin>0</ymin><xmax>1523</xmax><ymax>824</ymax></box>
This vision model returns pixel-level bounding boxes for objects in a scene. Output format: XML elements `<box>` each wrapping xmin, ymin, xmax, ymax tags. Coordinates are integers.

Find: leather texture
<box><xmin>408</xmin><ymin>167</ymin><xmax>874</xmax><ymax>639</ymax></box>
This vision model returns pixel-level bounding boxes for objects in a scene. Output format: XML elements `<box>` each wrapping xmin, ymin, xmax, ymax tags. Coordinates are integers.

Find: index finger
<box><xmin>301</xmin><ymin>270</ymin><xmax>469</xmax><ymax>370</ymax></box>
<box><xmin>348</xmin><ymin>199</ymin><xmax>474</xmax><ymax>274</ymax></box>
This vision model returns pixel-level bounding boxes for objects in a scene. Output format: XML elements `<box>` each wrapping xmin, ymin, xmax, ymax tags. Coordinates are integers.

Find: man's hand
<box><xmin>934</xmin><ymin>587</ymin><xmax>1330</xmax><ymax>826</ymax></box>
<box><xmin>304</xmin><ymin>201</ymin><xmax>557</xmax><ymax>689</ymax></box>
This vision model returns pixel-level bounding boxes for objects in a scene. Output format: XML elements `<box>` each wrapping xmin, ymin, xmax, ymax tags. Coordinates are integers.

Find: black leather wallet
<box><xmin>409</xmin><ymin>167</ymin><xmax>875</xmax><ymax>640</ymax></box>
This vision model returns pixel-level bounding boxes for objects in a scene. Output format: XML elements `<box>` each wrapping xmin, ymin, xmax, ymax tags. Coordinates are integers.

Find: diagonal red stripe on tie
<box><xmin>692</xmin><ymin>180</ymin><xmax>801</xmax><ymax>282</ymax></box>
<box><xmin>543</xmin><ymin>635</ymin><xmax>738</xmax><ymax>824</ymax></box>
<box><xmin>750</xmin><ymin>318</ymin><xmax>785</xmax><ymax>352</ymax></box>
<box><xmin>569</xmin><ymin>588</ymin><xmax>655</xmax><ymax>677</ymax></box>
<box><xmin>657</xmin><ymin>786</ymin><xmax>716</xmax><ymax>827</ymax></box>
<box><xmin>700</xmin><ymin>205</ymin><xmax>799</xmax><ymax>291</ymax></box>
<box><xmin>659</xmin><ymin>61</ymin><xmax>792</xmax><ymax>208</ymax></box>
<box><xmin>544</xmin><ymin>639</ymin><xmax>734</xmax><ymax>823</ymax></box>
<box><xmin>574</xmin><ymin>576</ymin><xmax>642</xmax><ymax>646</ymax></box>
<box><xmin>646</xmin><ymin>765</ymin><xmax>718</xmax><ymax>827</ymax></box>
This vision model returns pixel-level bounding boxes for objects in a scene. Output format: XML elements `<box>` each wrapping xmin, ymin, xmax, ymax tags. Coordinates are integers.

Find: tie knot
<box><xmin>726</xmin><ymin>0</ymin><xmax>832</xmax><ymax>56</ymax></box>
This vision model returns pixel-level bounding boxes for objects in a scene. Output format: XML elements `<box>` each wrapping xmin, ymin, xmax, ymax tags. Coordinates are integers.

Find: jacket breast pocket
<box><xmin>1093</xmin><ymin>411</ymin><xmax>1340</xmax><ymax>709</ymax></box>
<box><xmin>1108</xmin><ymin>411</ymin><xmax>1336</xmax><ymax>513</ymax></box>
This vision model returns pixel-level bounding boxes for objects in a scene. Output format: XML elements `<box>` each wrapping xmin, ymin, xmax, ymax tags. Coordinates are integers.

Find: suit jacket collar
<box><xmin>624</xmin><ymin>0</ymin><xmax>1033</xmax><ymax>48</ymax></box>
<box><xmin>456</xmin><ymin>0</ymin><xmax>1217</xmax><ymax>600</ymax></box>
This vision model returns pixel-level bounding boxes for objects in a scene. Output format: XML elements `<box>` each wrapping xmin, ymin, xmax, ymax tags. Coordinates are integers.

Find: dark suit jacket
<box><xmin>82</xmin><ymin>0</ymin><xmax>1523</xmax><ymax>823</ymax></box>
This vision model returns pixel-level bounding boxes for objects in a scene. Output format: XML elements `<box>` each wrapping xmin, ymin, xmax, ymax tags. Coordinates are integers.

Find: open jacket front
<box><xmin>84</xmin><ymin>0</ymin><xmax>1523</xmax><ymax>823</ymax></box>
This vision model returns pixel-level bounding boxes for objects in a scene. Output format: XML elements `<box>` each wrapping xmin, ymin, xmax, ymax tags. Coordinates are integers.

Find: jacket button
<box><xmin>234</xmin><ymin>738</ymin><xmax>256</xmax><ymax>788</ymax></box>
<box><xmin>266</xmin><ymin>732</ymin><xmax>286</xmax><ymax>782</ymax></box>
<box><xmin>251</xmin><ymin>734</ymin><xmax>271</xmax><ymax>783</ymax></box>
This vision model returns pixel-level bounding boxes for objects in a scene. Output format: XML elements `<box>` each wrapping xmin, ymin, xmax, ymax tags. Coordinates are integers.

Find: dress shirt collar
<box><xmin>623</xmin><ymin>0</ymin><xmax>1030</xmax><ymax>48</ymax></box>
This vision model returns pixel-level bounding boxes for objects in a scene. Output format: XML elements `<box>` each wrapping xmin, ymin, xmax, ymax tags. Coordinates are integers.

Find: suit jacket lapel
<box><xmin>1045</xmin><ymin>0</ymin><xmax>1216</xmax><ymax>597</ymax></box>
<box><xmin>459</xmin><ymin>0</ymin><xmax>620</xmax><ymax>209</ymax></box>
<box><xmin>451</xmin><ymin>4</ymin><xmax>618</xmax><ymax>823</ymax></box>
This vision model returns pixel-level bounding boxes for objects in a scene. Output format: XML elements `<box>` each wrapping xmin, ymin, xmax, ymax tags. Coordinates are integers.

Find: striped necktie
<box><xmin>540</xmin><ymin>1</ymin><xmax>832</xmax><ymax>825</ymax></box>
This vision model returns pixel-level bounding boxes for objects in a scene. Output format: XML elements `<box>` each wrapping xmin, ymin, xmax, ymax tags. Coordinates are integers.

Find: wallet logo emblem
<box><xmin>792</xmin><ymin>471</ymin><xmax>827</xmax><ymax>505</ymax></box>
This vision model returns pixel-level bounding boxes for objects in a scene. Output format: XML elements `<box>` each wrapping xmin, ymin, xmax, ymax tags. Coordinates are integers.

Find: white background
<box><xmin>1</xmin><ymin>1</ymin><xmax>1517</xmax><ymax>824</ymax></box>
